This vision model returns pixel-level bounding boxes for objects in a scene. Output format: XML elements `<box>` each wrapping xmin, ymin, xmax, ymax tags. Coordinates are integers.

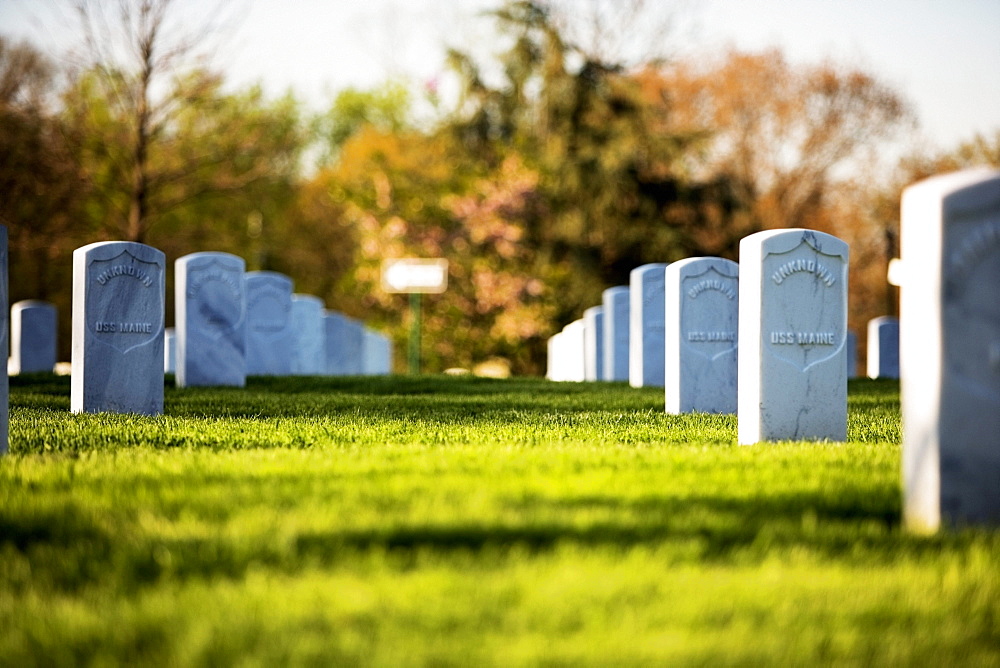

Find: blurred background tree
<box><xmin>1</xmin><ymin>36</ymin><xmax>88</xmax><ymax>358</ymax></box>
<box><xmin>3</xmin><ymin>0</ymin><xmax>995</xmax><ymax>373</ymax></box>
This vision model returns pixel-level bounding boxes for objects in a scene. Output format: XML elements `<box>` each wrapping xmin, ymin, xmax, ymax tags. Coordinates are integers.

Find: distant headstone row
<box><xmin>548</xmin><ymin>228</ymin><xmax>849</xmax><ymax>443</ymax></box>
<box><xmin>546</xmin><ymin>168</ymin><xmax>1000</xmax><ymax>530</ymax></box>
<box><xmin>32</xmin><ymin>244</ymin><xmax>394</xmax><ymax>415</ymax></box>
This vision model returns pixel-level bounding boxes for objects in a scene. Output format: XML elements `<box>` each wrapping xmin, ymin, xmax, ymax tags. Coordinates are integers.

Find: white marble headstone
<box><xmin>10</xmin><ymin>300</ymin><xmax>57</xmax><ymax>374</ymax></box>
<box><xmin>71</xmin><ymin>241</ymin><xmax>165</xmax><ymax>415</ymax></box>
<box><xmin>362</xmin><ymin>328</ymin><xmax>393</xmax><ymax>375</ymax></box>
<box><xmin>546</xmin><ymin>331</ymin><xmax>564</xmax><ymax>381</ymax></box>
<box><xmin>846</xmin><ymin>330</ymin><xmax>858</xmax><ymax>379</ymax></box>
<box><xmin>602</xmin><ymin>286</ymin><xmax>629</xmax><ymax>382</ymax></box>
<box><xmin>245</xmin><ymin>271</ymin><xmax>293</xmax><ymax>376</ymax></box>
<box><xmin>324</xmin><ymin>311</ymin><xmax>352</xmax><ymax>375</ymax></box>
<box><xmin>164</xmin><ymin>327</ymin><xmax>176</xmax><ymax>374</ymax></box>
<box><xmin>176</xmin><ymin>252</ymin><xmax>246</xmax><ymax>386</ymax></box>
<box><xmin>866</xmin><ymin>316</ymin><xmax>899</xmax><ymax>379</ymax></box>
<box><xmin>343</xmin><ymin>316</ymin><xmax>365</xmax><ymax>375</ymax></box>
<box><xmin>291</xmin><ymin>294</ymin><xmax>325</xmax><ymax>375</ymax></box>
<box><xmin>901</xmin><ymin>168</ymin><xmax>1000</xmax><ymax>531</ymax></box>
<box><xmin>738</xmin><ymin>230</ymin><xmax>848</xmax><ymax>444</ymax></box>
<box><xmin>1</xmin><ymin>226</ymin><xmax>7</xmax><ymax>453</ymax></box>
<box><xmin>629</xmin><ymin>263</ymin><xmax>668</xmax><ymax>387</ymax></box>
<box><xmin>665</xmin><ymin>257</ymin><xmax>739</xmax><ymax>414</ymax></box>
<box><xmin>583</xmin><ymin>306</ymin><xmax>604</xmax><ymax>382</ymax></box>
<box><xmin>561</xmin><ymin>319</ymin><xmax>586</xmax><ymax>382</ymax></box>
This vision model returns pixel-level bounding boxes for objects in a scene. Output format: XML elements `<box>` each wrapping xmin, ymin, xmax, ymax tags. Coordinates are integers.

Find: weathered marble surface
<box><xmin>325</xmin><ymin>311</ymin><xmax>364</xmax><ymax>375</ymax></box>
<box><xmin>176</xmin><ymin>252</ymin><xmax>246</xmax><ymax>386</ymax></box>
<box><xmin>546</xmin><ymin>331</ymin><xmax>564</xmax><ymax>381</ymax></box>
<box><xmin>560</xmin><ymin>319</ymin><xmax>586</xmax><ymax>382</ymax></box>
<box><xmin>901</xmin><ymin>168</ymin><xmax>1000</xmax><ymax>531</ymax></box>
<box><xmin>342</xmin><ymin>316</ymin><xmax>365</xmax><ymax>375</ymax></box>
<box><xmin>738</xmin><ymin>229</ymin><xmax>848</xmax><ymax>444</ymax></box>
<box><xmin>71</xmin><ymin>241</ymin><xmax>165</xmax><ymax>415</ymax></box>
<box><xmin>291</xmin><ymin>294</ymin><xmax>325</xmax><ymax>375</ymax></box>
<box><xmin>583</xmin><ymin>306</ymin><xmax>605</xmax><ymax>382</ymax></box>
<box><xmin>665</xmin><ymin>257</ymin><xmax>738</xmax><ymax>414</ymax></box>
<box><xmin>10</xmin><ymin>300</ymin><xmax>57</xmax><ymax>374</ymax></box>
<box><xmin>866</xmin><ymin>316</ymin><xmax>900</xmax><ymax>379</ymax></box>
<box><xmin>629</xmin><ymin>264</ymin><xmax>668</xmax><ymax>388</ymax></box>
<box><xmin>362</xmin><ymin>329</ymin><xmax>393</xmax><ymax>375</ymax></box>
<box><xmin>602</xmin><ymin>286</ymin><xmax>629</xmax><ymax>382</ymax></box>
<box><xmin>164</xmin><ymin>327</ymin><xmax>176</xmax><ymax>374</ymax></box>
<box><xmin>846</xmin><ymin>330</ymin><xmax>858</xmax><ymax>379</ymax></box>
<box><xmin>245</xmin><ymin>271</ymin><xmax>293</xmax><ymax>376</ymax></box>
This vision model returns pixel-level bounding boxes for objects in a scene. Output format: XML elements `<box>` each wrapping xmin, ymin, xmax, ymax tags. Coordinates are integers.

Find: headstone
<box><xmin>546</xmin><ymin>331</ymin><xmax>564</xmax><ymax>381</ymax></box>
<box><xmin>629</xmin><ymin>263</ymin><xmax>668</xmax><ymax>387</ymax></box>
<box><xmin>901</xmin><ymin>168</ymin><xmax>1000</xmax><ymax>531</ymax></box>
<box><xmin>1</xmin><ymin>226</ymin><xmax>7</xmax><ymax>453</ymax></box>
<box><xmin>164</xmin><ymin>327</ymin><xmax>176</xmax><ymax>374</ymax></box>
<box><xmin>738</xmin><ymin>229</ymin><xmax>848</xmax><ymax>444</ymax></box>
<box><xmin>602</xmin><ymin>286</ymin><xmax>629</xmax><ymax>381</ymax></box>
<box><xmin>561</xmin><ymin>319</ymin><xmax>586</xmax><ymax>382</ymax></box>
<box><xmin>846</xmin><ymin>330</ymin><xmax>858</xmax><ymax>379</ymax></box>
<box><xmin>325</xmin><ymin>311</ymin><xmax>364</xmax><ymax>375</ymax></box>
<box><xmin>362</xmin><ymin>329</ymin><xmax>393</xmax><ymax>375</ymax></box>
<box><xmin>10</xmin><ymin>300</ymin><xmax>57</xmax><ymax>374</ymax></box>
<box><xmin>71</xmin><ymin>241</ymin><xmax>165</xmax><ymax>415</ymax></box>
<box><xmin>342</xmin><ymin>316</ymin><xmax>365</xmax><ymax>375</ymax></box>
<box><xmin>245</xmin><ymin>271</ymin><xmax>293</xmax><ymax>376</ymax></box>
<box><xmin>291</xmin><ymin>294</ymin><xmax>325</xmax><ymax>375</ymax></box>
<box><xmin>866</xmin><ymin>316</ymin><xmax>900</xmax><ymax>379</ymax></box>
<box><xmin>665</xmin><ymin>257</ymin><xmax>739</xmax><ymax>414</ymax></box>
<box><xmin>583</xmin><ymin>306</ymin><xmax>604</xmax><ymax>381</ymax></box>
<box><xmin>176</xmin><ymin>252</ymin><xmax>246</xmax><ymax>387</ymax></box>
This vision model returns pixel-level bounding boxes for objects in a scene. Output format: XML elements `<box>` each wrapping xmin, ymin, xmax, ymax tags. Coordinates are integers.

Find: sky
<box><xmin>2</xmin><ymin>0</ymin><xmax>999</xmax><ymax>155</ymax></box>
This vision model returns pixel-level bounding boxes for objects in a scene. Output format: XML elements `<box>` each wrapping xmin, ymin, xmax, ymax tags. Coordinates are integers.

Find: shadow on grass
<box><xmin>11</xmin><ymin>373</ymin><xmax>665</xmax><ymax>419</ymax></box>
<box><xmin>10</xmin><ymin>476</ymin><xmax>997</xmax><ymax>596</ymax></box>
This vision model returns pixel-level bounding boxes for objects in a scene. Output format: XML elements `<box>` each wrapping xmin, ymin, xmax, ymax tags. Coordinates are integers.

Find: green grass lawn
<box><xmin>2</xmin><ymin>375</ymin><xmax>998</xmax><ymax>666</ymax></box>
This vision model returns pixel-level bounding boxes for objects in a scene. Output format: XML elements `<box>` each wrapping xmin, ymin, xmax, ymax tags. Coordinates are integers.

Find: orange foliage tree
<box><xmin>653</xmin><ymin>49</ymin><xmax>911</xmax><ymax>254</ymax></box>
<box><xmin>315</xmin><ymin>126</ymin><xmax>560</xmax><ymax>374</ymax></box>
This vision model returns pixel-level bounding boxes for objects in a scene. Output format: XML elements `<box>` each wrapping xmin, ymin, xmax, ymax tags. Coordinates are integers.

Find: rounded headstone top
<box><xmin>603</xmin><ymin>285</ymin><xmax>629</xmax><ymax>298</ymax></box>
<box><xmin>245</xmin><ymin>271</ymin><xmax>293</xmax><ymax>290</ymax></box>
<box><xmin>630</xmin><ymin>263</ymin><xmax>669</xmax><ymax>280</ymax></box>
<box><xmin>292</xmin><ymin>294</ymin><xmax>324</xmax><ymax>306</ymax></box>
<box><xmin>667</xmin><ymin>256</ymin><xmax>739</xmax><ymax>278</ymax></box>
<box><xmin>12</xmin><ymin>299</ymin><xmax>56</xmax><ymax>310</ymax></box>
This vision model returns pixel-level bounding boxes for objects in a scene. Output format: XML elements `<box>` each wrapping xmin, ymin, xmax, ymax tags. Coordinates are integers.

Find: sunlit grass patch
<box><xmin>2</xmin><ymin>375</ymin><xmax>997</xmax><ymax>665</ymax></box>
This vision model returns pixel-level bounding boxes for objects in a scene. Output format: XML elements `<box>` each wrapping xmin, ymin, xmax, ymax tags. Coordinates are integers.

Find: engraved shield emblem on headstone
<box><xmin>642</xmin><ymin>273</ymin><xmax>665</xmax><ymax>335</ymax></box>
<box><xmin>188</xmin><ymin>260</ymin><xmax>244</xmax><ymax>342</ymax></box>
<box><xmin>86</xmin><ymin>248</ymin><xmax>164</xmax><ymax>354</ymax></box>
<box><xmin>248</xmin><ymin>283</ymin><xmax>290</xmax><ymax>338</ymax></box>
<box><xmin>945</xmin><ymin>218</ymin><xmax>1000</xmax><ymax>401</ymax></box>
<box><xmin>681</xmin><ymin>264</ymin><xmax>738</xmax><ymax>362</ymax></box>
<box><xmin>763</xmin><ymin>237</ymin><xmax>846</xmax><ymax>372</ymax></box>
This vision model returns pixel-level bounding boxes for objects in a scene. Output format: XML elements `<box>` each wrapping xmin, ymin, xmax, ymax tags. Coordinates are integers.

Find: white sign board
<box><xmin>381</xmin><ymin>258</ymin><xmax>449</xmax><ymax>294</ymax></box>
<box><xmin>887</xmin><ymin>258</ymin><xmax>905</xmax><ymax>286</ymax></box>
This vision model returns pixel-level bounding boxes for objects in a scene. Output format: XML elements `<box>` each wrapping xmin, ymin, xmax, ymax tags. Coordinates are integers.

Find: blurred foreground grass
<box><xmin>2</xmin><ymin>375</ymin><xmax>997</xmax><ymax>665</ymax></box>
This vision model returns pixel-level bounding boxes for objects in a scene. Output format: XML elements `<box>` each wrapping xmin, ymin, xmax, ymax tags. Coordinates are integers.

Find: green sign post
<box><xmin>381</xmin><ymin>259</ymin><xmax>449</xmax><ymax>375</ymax></box>
<box><xmin>408</xmin><ymin>292</ymin><xmax>422</xmax><ymax>374</ymax></box>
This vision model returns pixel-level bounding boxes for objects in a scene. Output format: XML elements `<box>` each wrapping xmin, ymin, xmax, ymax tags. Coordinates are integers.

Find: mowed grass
<box><xmin>2</xmin><ymin>375</ymin><xmax>998</xmax><ymax>666</ymax></box>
